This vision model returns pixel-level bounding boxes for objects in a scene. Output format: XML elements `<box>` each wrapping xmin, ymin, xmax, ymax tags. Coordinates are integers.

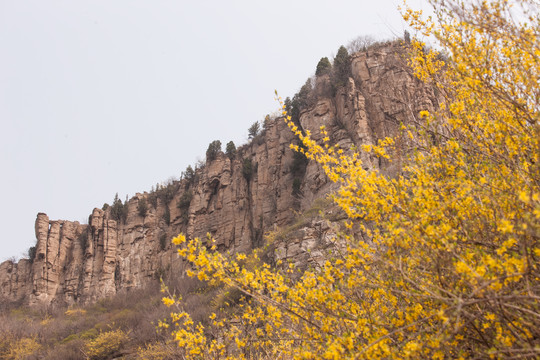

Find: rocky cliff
<box><xmin>0</xmin><ymin>42</ymin><xmax>438</xmax><ymax>306</ymax></box>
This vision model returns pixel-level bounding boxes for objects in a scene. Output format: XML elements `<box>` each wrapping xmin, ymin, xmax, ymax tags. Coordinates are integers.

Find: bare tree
<box><xmin>347</xmin><ymin>35</ymin><xmax>375</xmax><ymax>53</ymax></box>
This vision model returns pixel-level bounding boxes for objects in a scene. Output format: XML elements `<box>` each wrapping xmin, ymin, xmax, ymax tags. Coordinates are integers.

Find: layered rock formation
<box><xmin>0</xmin><ymin>43</ymin><xmax>437</xmax><ymax>306</ymax></box>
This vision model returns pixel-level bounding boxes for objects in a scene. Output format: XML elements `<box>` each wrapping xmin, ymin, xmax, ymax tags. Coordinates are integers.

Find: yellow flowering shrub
<box><xmin>85</xmin><ymin>328</ymin><xmax>130</xmax><ymax>359</ymax></box>
<box><xmin>0</xmin><ymin>337</ymin><xmax>40</xmax><ymax>360</ymax></box>
<box><xmin>163</xmin><ymin>0</ymin><xmax>539</xmax><ymax>358</ymax></box>
<box><xmin>64</xmin><ymin>308</ymin><xmax>87</xmax><ymax>317</ymax></box>
<box><xmin>137</xmin><ymin>341</ymin><xmax>182</xmax><ymax>360</ymax></box>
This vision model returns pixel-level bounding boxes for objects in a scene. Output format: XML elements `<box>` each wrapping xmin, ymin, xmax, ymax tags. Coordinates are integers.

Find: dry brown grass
<box><xmin>0</xmin><ymin>275</ymin><xmax>220</xmax><ymax>359</ymax></box>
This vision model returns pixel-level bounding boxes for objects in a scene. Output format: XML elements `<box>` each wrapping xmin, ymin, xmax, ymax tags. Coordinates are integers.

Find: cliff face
<box><xmin>0</xmin><ymin>43</ymin><xmax>437</xmax><ymax>306</ymax></box>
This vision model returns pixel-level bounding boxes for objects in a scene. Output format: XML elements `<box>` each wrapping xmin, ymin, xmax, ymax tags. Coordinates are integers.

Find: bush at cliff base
<box><xmin>161</xmin><ymin>0</ymin><xmax>540</xmax><ymax>358</ymax></box>
<box><xmin>0</xmin><ymin>337</ymin><xmax>40</xmax><ymax>360</ymax></box>
<box><xmin>85</xmin><ymin>329</ymin><xmax>130</xmax><ymax>359</ymax></box>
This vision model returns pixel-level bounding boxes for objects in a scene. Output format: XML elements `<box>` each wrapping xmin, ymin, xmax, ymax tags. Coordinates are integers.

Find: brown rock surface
<box><xmin>0</xmin><ymin>43</ymin><xmax>437</xmax><ymax>305</ymax></box>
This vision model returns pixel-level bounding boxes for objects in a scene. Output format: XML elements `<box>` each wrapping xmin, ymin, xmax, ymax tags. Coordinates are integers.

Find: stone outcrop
<box><xmin>0</xmin><ymin>43</ymin><xmax>437</xmax><ymax>306</ymax></box>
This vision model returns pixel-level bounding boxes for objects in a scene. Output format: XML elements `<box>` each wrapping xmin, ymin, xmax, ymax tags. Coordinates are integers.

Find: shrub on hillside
<box><xmin>0</xmin><ymin>336</ymin><xmax>40</xmax><ymax>360</ymax></box>
<box><xmin>286</xmin><ymin>79</ymin><xmax>313</xmax><ymax>126</ymax></box>
<box><xmin>292</xmin><ymin>178</ymin><xmax>302</xmax><ymax>197</ymax></box>
<box><xmin>110</xmin><ymin>193</ymin><xmax>127</xmax><ymax>223</ymax></box>
<box><xmin>177</xmin><ymin>191</ymin><xmax>192</xmax><ymax>211</ymax></box>
<box><xmin>162</xmin><ymin>207</ymin><xmax>170</xmax><ymax>225</ymax></box>
<box><xmin>160</xmin><ymin>234</ymin><xmax>167</xmax><ymax>251</ymax></box>
<box><xmin>27</xmin><ymin>246</ymin><xmax>36</xmax><ymax>263</ymax></box>
<box><xmin>85</xmin><ymin>329</ymin><xmax>129</xmax><ymax>360</ymax></box>
<box><xmin>182</xmin><ymin>165</ymin><xmax>195</xmax><ymax>184</ymax></box>
<box><xmin>137</xmin><ymin>198</ymin><xmax>148</xmax><ymax>217</ymax></box>
<box><xmin>242</xmin><ymin>158</ymin><xmax>253</xmax><ymax>181</ymax></box>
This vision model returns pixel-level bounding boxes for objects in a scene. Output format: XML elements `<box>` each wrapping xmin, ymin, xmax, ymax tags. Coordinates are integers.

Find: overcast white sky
<box><xmin>0</xmin><ymin>0</ymin><xmax>430</xmax><ymax>261</ymax></box>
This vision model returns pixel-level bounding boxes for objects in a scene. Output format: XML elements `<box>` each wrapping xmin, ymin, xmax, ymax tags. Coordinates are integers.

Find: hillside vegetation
<box><xmin>0</xmin><ymin>277</ymin><xmax>225</xmax><ymax>359</ymax></box>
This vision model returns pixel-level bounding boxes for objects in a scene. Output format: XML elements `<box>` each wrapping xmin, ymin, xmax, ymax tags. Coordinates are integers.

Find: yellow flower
<box><xmin>162</xmin><ymin>297</ymin><xmax>175</xmax><ymax>307</ymax></box>
<box><xmin>172</xmin><ymin>234</ymin><xmax>186</xmax><ymax>245</ymax></box>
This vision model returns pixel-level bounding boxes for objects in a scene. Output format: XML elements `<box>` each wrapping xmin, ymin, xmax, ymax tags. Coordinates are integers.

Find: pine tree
<box><xmin>332</xmin><ymin>45</ymin><xmax>351</xmax><ymax>87</ymax></box>
<box><xmin>206</xmin><ymin>140</ymin><xmax>222</xmax><ymax>162</ymax></box>
<box><xmin>225</xmin><ymin>141</ymin><xmax>236</xmax><ymax>160</ymax></box>
<box><xmin>248</xmin><ymin>122</ymin><xmax>260</xmax><ymax>139</ymax></box>
<box><xmin>315</xmin><ymin>57</ymin><xmax>331</xmax><ymax>76</ymax></box>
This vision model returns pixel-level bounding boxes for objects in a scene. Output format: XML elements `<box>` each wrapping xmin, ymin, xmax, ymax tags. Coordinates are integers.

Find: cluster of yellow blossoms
<box><xmin>161</xmin><ymin>0</ymin><xmax>539</xmax><ymax>358</ymax></box>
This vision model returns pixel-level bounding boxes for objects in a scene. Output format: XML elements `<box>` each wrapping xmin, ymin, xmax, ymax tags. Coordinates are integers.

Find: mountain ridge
<box><xmin>0</xmin><ymin>41</ymin><xmax>437</xmax><ymax>306</ymax></box>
